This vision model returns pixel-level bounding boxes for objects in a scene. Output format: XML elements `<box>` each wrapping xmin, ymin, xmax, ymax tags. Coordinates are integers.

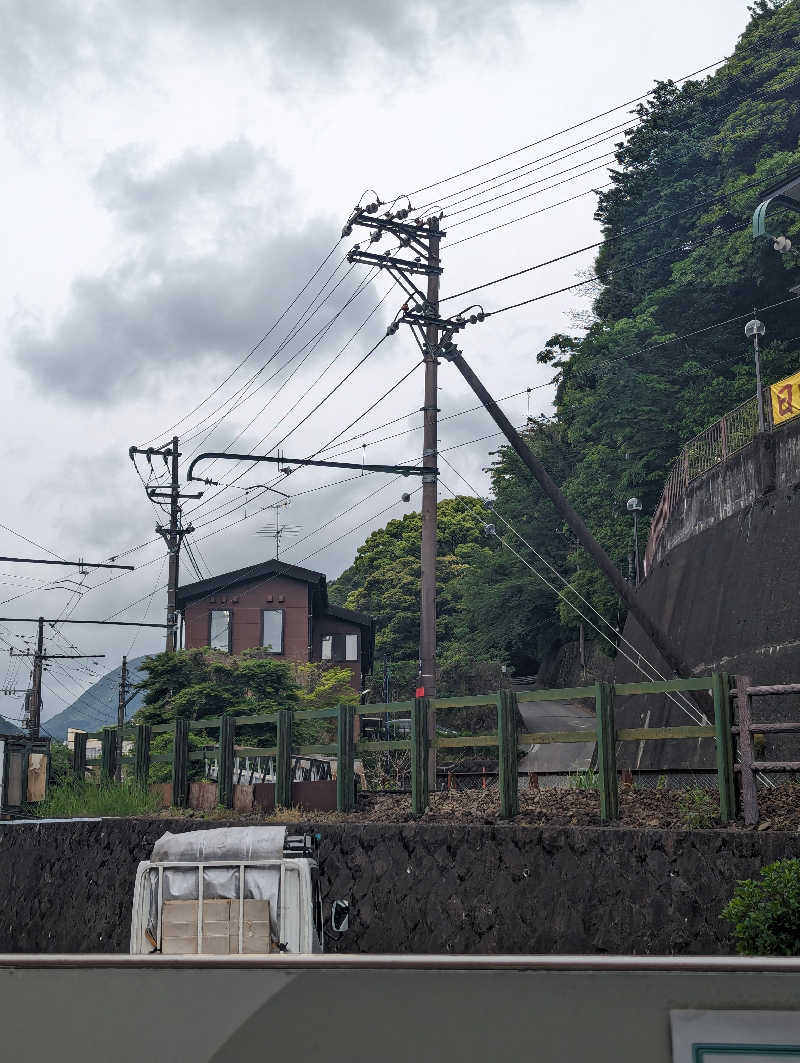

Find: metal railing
<box><xmin>645</xmin><ymin>390</ymin><xmax>771</xmax><ymax>574</ymax></box>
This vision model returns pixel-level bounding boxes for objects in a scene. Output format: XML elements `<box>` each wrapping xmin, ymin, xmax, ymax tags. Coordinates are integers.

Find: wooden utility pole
<box><xmin>115</xmin><ymin>655</ymin><xmax>128</xmax><ymax>784</ymax></box>
<box><xmin>420</xmin><ymin>216</ymin><xmax>440</xmax><ymax>787</ymax></box>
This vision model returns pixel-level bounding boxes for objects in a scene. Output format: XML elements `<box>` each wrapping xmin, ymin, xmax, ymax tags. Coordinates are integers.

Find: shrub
<box><xmin>722</xmin><ymin>858</ymin><xmax>800</xmax><ymax>955</ymax></box>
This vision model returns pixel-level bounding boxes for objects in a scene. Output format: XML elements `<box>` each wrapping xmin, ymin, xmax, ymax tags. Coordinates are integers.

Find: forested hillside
<box><xmin>332</xmin><ymin>0</ymin><xmax>800</xmax><ymax>690</ymax></box>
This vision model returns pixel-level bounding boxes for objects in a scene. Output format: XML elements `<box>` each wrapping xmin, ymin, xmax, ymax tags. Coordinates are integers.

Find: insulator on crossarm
<box><xmin>366</xmin><ymin>202</ymin><xmax>379</xmax><ymax>214</ymax></box>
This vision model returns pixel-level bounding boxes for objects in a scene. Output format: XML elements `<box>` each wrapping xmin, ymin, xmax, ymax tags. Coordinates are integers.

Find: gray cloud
<box><xmin>0</xmin><ymin>0</ymin><xmax>576</xmax><ymax>108</ymax></box>
<box><xmin>12</xmin><ymin>139</ymin><xmax>380</xmax><ymax>402</ymax></box>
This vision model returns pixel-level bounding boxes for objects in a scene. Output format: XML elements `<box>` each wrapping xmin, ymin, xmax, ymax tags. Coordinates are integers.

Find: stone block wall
<box><xmin>1</xmin><ymin>818</ymin><xmax>799</xmax><ymax>955</ymax></box>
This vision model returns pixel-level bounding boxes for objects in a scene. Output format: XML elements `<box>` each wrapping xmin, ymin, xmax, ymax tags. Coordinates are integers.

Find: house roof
<box><xmin>176</xmin><ymin>559</ymin><xmax>328</xmax><ymax>610</ymax></box>
<box><xmin>325</xmin><ymin>603</ymin><xmax>374</xmax><ymax>630</ymax></box>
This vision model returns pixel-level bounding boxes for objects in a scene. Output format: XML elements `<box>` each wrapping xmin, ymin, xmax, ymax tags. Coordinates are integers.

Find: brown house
<box><xmin>176</xmin><ymin>560</ymin><xmax>375</xmax><ymax>693</ymax></box>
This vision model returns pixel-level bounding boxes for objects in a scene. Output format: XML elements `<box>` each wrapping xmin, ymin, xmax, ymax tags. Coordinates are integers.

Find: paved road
<box><xmin>516</xmin><ymin>698</ymin><xmax>596</xmax><ymax>774</ymax></box>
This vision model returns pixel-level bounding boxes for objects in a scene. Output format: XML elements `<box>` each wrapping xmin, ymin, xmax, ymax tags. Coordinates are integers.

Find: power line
<box><xmin>407</xmin><ymin>57</ymin><xmax>726</xmax><ymax>196</ymax></box>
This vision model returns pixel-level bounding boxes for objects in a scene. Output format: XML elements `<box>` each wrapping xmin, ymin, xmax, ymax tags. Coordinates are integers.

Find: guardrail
<box><xmin>77</xmin><ymin>674</ymin><xmax>742</xmax><ymax>824</ymax></box>
<box><xmin>644</xmin><ymin>389</ymin><xmax>771</xmax><ymax>574</ymax></box>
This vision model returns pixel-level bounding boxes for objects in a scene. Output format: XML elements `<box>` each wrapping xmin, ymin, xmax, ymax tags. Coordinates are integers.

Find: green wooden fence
<box><xmin>84</xmin><ymin>673</ymin><xmax>737</xmax><ymax>823</ymax></box>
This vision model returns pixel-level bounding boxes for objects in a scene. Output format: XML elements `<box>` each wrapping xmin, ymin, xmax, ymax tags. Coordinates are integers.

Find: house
<box><xmin>175</xmin><ymin>560</ymin><xmax>375</xmax><ymax>693</ymax></box>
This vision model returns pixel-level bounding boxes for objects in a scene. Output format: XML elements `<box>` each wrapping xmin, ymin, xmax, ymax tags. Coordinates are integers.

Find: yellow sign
<box><xmin>771</xmin><ymin>370</ymin><xmax>800</xmax><ymax>425</ymax></box>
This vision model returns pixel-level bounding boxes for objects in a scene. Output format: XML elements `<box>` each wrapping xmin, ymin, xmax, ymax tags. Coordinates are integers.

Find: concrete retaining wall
<box><xmin>1</xmin><ymin>818</ymin><xmax>798</xmax><ymax>955</ymax></box>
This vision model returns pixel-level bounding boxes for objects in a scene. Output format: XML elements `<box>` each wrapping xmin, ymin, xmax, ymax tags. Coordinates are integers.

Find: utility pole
<box><xmin>342</xmin><ymin>195</ymin><xmax>444</xmax><ymax>786</ymax></box>
<box><xmin>115</xmin><ymin>655</ymin><xmax>127</xmax><ymax>784</ymax></box>
<box><xmin>11</xmin><ymin>616</ymin><xmax>105</xmax><ymax>738</ymax></box>
<box><xmin>420</xmin><ymin>218</ymin><xmax>440</xmax><ymax>784</ymax></box>
<box><xmin>29</xmin><ymin>617</ymin><xmax>44</xmax><ymax>740</ymax></box>
<box><xmin>439</xmin><ymin>337</ymin><xmax>700</xmax><ymax>684</ymax></box>
<box><xmin>129</xmin><ymin>437</ymin><xmax>199</xmax><ymax>653</ymax></box>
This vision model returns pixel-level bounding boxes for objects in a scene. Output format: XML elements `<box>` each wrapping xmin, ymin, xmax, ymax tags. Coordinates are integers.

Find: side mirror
<box><xmin>330</xmin><ymin>899</ymin><xmax>349</xmax><ymax>934</ymax></box>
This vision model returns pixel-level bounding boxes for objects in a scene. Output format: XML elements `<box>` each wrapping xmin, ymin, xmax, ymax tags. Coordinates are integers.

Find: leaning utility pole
<box><xmin>115</xmin><ymin>655</ymin><xmax>128</xmax><ymax>784</ymax></box>
<box><xmin>343</xmin><ymin>195</ymin><xmax>444</xmax><ymax>786</ymax></box>
<box><xmin>438</xmin><ymin>335</ymin><xmax>697</xmax><ymax>682</ymax></box>
<box><xmin>129</xmin><ymin>436</ymin><xmax>200</xmax><ymax>653</ymax></box>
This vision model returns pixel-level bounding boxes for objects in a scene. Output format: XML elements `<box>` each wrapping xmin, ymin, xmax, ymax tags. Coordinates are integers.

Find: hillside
<box><xmin>331</xmin><ymin>0</ymin><xmax>800</xmax><ymax>684</ymax></box>
<box><xmin>44</xmin><ymin>657</ymin><xmax>147</xmax><ymax>741</ymax></box>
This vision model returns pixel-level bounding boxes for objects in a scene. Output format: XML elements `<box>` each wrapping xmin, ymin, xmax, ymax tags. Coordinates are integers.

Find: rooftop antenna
<box><xmin>257</xmin><ymin>501</ymin><xmax>301</xmax><ymax>559</ymax></box>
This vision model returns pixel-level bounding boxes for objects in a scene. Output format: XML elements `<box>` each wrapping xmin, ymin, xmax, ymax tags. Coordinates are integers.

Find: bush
<box><xmin>722</xmin><ymin>858</ymin><xmax>800</xmax><ymax>955</ymax></box>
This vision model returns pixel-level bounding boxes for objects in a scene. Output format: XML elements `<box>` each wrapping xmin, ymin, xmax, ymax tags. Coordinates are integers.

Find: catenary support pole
<box><xmin>443</xmin><ymin>347</ymin><xmax>697</xmax><ymax>683</ymax></box>
<box><xmin>420</xmin><ymin>216</ymin><xmax>441</xmax><ymax>789</ymax></box>
<box><xmin>115</xmin><ymin>656</ymin><xmax>127</xmax><ymax>784</ymax></box>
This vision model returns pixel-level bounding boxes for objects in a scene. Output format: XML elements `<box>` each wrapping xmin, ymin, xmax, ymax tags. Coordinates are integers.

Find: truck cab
<box><xmin>130</xmin><ymin>826</ymin><xmax>327</xmax><ymax>955</ymax></box>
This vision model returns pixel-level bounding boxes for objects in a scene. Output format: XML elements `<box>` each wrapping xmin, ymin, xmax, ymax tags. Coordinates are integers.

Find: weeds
<box><xmin>36</xmin><ymin>780</ymin><xmax>162</xmax><ymax>818</ymax></box>
<box><xmin>677</xmin><ymin>787</ymin><xmax>717</xmax><ymax>829</ymax></box>
<box><xmin>569</xmin><ymin>770</ymin><xmax>599</xmax><ymax>792</ymax></box>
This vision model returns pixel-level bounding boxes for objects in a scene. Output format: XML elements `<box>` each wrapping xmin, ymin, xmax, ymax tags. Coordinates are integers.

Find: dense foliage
<box><xmin>133</xmin><ymin>648</ymin><xmax>355</xmax><ymax>750</ymax></box>
<box><xmin>333</xmin><ymin>1</ymin><xmax>800</xmax><ymax>683</ymax></box>
<box><xmin>722</xmin><ymin>857</ymin><xmax>800</xmax><ymax>955</ymax></box>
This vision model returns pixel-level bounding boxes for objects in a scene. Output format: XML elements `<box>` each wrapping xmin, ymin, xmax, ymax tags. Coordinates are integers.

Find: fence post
<box><xmin>100</xmin><ymin>727</ymin><xmax>115</xmax><ymax>784</ymax></box>
<box><xmin>337</xmin><ymin>703</ymin><xmax>355</xmax><ymax>813</ymax></box>
<box><xmin>72</xmin><ymin>731</ymin><xmax>87</xmax><ymax>782</ymax></box>
<box><xmin>595</xmin><ymin>682</ymin><xmax>618</xmax><ymax>822</ymax></box>
<box><xmin>712</xmin><ymin>671</ymin><xmax>736</xmax><ymax>823</ymax></box>
<box><xmin>135</xmin><ymin>724</ymin><xmax>151</xmax><ymax>789</ymax></box>
<box><xmin>218</xmin><ymin>714</ymin><xmax>235</xmax><ymax>809</ymax></box>
<box><xmin>498</xmin><ymin>690</ymin><xmax>519</xmax><ymax>819</ymax></box>
<box><xmin>276</xmin><ymin>708</ymin><xmax>293</xmax><ymax>808</ymax></box>
<box><xmin>411</xmin><ymin>696</ymin><xmax>430</xmax><ymax>814</ymax></box>
<box><xmin>734</xmin><ymin>674</ymin><xmax>759</xmax><ymax>825</ymax></box>
<box><xmin>172</xmin><ymin>717</ymin><xmax>189</xmax><ymax>808</ymax></box>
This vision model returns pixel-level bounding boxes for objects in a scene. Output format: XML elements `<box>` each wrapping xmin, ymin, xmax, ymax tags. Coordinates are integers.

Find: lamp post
<box><xmin>745</xmin><ymin>317</ymin><xmax>767</xmax><ymax>432</ymax></box>
<box><xmin>627</xmin><ymin>497</ymin><xmax>643</xmax><ymax>586</ymax></box>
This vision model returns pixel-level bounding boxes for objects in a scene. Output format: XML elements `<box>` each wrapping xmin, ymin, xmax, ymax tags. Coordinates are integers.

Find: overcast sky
<box><xmin>0</xmin><ymin>0</ymin><xmax>753</xmax><ymax>724</ymax></box>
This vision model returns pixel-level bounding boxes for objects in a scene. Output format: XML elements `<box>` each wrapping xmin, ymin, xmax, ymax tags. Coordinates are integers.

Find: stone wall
<box><xmin>1</xmin><ymin>818</ymin><xmax>798</xmax><ymax>955</ymax></box>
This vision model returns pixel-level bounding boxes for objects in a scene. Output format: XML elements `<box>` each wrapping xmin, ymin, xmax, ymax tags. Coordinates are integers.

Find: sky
<box><xmin>0</xmin><ymin>0</ymin><xmax>754</xmax><ymax>725</ymax></box>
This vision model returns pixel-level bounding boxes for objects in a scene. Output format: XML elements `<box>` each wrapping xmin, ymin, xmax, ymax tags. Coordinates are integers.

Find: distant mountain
<box><xmin>44</xmin><ymin>656</ymin><xmax>148</xmax><ymax>742</ymax></box>
<box><xmin>0</xmin><ymin>715</ymin><xmax>21</xmax><ymax>736</ymax></box>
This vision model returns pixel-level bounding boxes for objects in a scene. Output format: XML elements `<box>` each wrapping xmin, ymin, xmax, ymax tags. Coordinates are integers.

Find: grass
<box><xmin>569</xmin><ymin>769</ymin><xmax>599</xmax><ymax>792</ymax></box>
<box><xmin>677</xmin><ymin>787</ymin><xmax>718</xmax><ymax>829</ymax></box>
<box><xmin>35</xmin><ymin>780</ymin><xmax>163</xmax><ymax>818</ymax></box>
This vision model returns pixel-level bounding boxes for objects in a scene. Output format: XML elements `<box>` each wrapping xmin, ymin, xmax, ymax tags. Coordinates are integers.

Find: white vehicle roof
<box><xmin>150</xmin><ymin>826</ymin><xmax>287</xmax><ymax>863</ymax></box>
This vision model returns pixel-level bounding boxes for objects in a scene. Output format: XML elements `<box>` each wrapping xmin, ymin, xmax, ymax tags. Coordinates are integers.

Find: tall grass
<box><xmin>36</xmin><ymin>780</ymin><xmax>162</xmax><ymax>818</ymax></box>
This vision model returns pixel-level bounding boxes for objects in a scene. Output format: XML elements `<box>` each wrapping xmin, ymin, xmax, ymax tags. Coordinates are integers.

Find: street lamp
<box><xmin>626</xmin><ymin>497</ymin><xmax>643</xmax><ymax>586</ymax></box>
<box><xmin>745</xmin><ymin>317</ymin><xmax>767</xmax><ymax>432</ymax></box>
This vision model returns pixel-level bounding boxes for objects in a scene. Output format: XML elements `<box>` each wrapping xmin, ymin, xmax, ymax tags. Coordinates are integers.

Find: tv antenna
<box><xmin>257</xmin><ymin>501</ymin><xmax>302</xmax><ymax>559</ymax></box>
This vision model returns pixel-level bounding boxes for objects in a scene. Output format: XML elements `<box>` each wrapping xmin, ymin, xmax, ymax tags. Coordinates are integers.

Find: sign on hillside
<box><xmin>771</xmin><ymin>369</ymin><xmax>800</xmax><ymax>425</ymax></box>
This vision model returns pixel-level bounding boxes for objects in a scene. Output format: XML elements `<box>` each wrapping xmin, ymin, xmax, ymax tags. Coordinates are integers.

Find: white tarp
<box><xmin>150</xmin><ymin>826</ymin><xmax>287</xmax><ymax>863</ymax></box>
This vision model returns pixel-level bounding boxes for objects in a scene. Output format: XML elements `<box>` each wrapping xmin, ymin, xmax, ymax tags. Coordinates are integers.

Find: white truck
<box><xmin>130</xmin><ymin>826</ymin><xmax>347</xmax><ymax>955</ymax></box>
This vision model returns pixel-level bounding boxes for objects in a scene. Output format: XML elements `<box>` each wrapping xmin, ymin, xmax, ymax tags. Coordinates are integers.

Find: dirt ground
<box><xmin>157</xmin><ymin>781</ymin><xmax>800</xmax><ymax>831</ymax></box>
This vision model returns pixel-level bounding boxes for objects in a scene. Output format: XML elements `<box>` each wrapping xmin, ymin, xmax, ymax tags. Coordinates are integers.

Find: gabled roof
<box><xmin>176</xmin><ymin>559</ymin><xmax>328</xmax><ymax>610</ymax></box>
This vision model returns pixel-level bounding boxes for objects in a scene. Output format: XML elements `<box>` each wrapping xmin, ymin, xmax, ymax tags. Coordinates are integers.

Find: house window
<box><xmin>321</xmin><ymin>633</ymin><xmax>359</xmax><ymax>663</ymax></box>
<box><xmin>209</xmin><ymin>609</ymin><xmax>231</xmax><ymax>652</ymax></box>
<box><xmin>261</xmin><ymin>610</ymin><xmax>284</xmax><ymax>654</ymax></box>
